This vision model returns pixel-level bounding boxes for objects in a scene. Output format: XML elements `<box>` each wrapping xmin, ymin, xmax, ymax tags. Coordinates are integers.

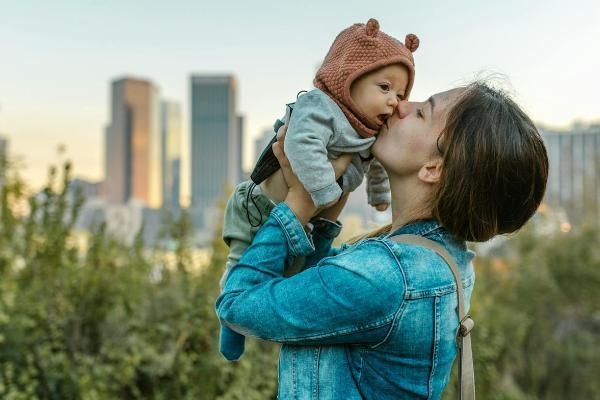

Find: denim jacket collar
<box><xmin>385</xmin><ymin>218</ymin><xmax>443</xmax><ymax>239</ymax></box>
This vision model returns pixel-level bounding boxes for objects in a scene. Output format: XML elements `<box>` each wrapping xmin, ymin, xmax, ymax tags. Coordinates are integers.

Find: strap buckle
<box><xmin>459</xmin><ymin>315</ymin><xmax>474</xmax><ymax>337</ymax></box>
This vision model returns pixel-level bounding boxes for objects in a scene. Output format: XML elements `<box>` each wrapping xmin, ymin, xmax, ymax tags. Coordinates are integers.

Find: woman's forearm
<box><xmin>215</xmin><ymin>203</ymin><xmax>400</xmax><ymax>346</ymax></box>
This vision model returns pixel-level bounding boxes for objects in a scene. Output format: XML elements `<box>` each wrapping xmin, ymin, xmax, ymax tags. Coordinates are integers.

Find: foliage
<box><xmin>443</xmin><ymin>224</ymin><xmax>600</xmax><ymax>400</ymax></box>
<box><xmin>0</xmin><ymin>160</ymin><xmax>597</xmax><ymax>399</ymax></box>
<box><xmin>0</xmin><ymin>162</ymin><xmax>278</xmax><ymax>399</ymax></box>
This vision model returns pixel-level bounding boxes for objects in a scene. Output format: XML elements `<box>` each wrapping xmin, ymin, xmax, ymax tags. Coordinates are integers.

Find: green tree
<box><xmin>1</xmin><ymin>159</ymin><xmax>597</xmax><ymax>399</ymax></box>
<box><xmin>0</xmin><ymin>162</ymin><xmax>279</xmax><ymax>399</ymax></box>
<box><xmin>445</xmin><ymin>222</ymin><xmax>600</xmax><ymax>399</ymax></box>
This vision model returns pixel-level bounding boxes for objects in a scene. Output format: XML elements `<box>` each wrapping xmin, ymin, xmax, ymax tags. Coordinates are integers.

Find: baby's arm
<box><xmin>284</xmin><ymin>92</ymin><xmax>341</xmax><ymax>208</ymax></box>
<box><xmin>366</xmin><ymin>158</ymin><xmax>391</xmax><ymax>209</ymax></box>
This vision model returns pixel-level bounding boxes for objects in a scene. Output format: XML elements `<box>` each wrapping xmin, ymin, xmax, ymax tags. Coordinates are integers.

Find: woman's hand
<box><xmin>271</xmin><ymin>122</ymin><xmax>352</xmax><ymax>226</ymax></box>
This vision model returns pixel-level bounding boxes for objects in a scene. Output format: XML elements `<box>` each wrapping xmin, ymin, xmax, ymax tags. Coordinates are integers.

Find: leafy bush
<box><xmin>0</xmin><ymin>160</ymin><xmax>597</xmax><ymax>399</ymax></box>
<box><xmin>0</xmin><ymin>162</ymin><xmax>279</xmax><ymax>399</ymax></box>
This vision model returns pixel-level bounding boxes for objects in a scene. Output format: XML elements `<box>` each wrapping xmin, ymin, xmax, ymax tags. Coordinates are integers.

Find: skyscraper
<box><xmin>189</xmin><ymin>75</ymin><xmax>239</xmax><ymax>234</ymax></box>
<box><xmin>161</xmin><ymin>101</ymin><xmax>182</xmax><ymax>211</ymax></box>
<box><xmin>254</xmin><ymin>127</ymin><xmax>274</xmax><ymax>166</ymax></box>
<box><xmin>237</xmin><ymin>114</ymin><xmax>245</xmax><ymax>181</ymax></box>
<box><xmin>0</xmin><ymin>135</ymin><xmax>8</xmax><ymax>188</ymax></box>
<box><xmin>541</xmin><ymin>123</ymin><xmax>600</xmax><ymax>222</ymax></box>
<box><xmin>104</xmin><ymin>77</ymin><xmax>161</xmax><ymax>208</ymax></box>
<box><xmin>0</xmin><ymin>135</ymin><xmax>8</xmax><ymax>163</ymax></box>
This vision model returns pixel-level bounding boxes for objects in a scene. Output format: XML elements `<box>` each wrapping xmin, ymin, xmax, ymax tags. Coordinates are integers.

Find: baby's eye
<box><xmin>378</xmin><ymin>83</ymin><xmax>390</xmax><ymax>91</ymax></box>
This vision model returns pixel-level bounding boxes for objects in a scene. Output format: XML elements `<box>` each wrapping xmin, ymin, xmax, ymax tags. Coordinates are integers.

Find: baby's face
<box><xmin>349</xmin><ymin>64</ymin><xmax>409</xmax><ymax>128</ymax></box>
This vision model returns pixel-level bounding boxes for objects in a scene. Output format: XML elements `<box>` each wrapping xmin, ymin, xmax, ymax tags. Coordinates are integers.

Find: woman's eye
<box><xmin>417</xmin><ymin>109</ymin><xmax>424</xmax><ymax>119</ymax></box>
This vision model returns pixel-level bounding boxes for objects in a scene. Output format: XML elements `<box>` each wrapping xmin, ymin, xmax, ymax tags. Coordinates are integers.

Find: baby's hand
<box><xmin>374</xmin><ymin>203</ymin><xmax>389</xmax><ymax>212</ymax></box>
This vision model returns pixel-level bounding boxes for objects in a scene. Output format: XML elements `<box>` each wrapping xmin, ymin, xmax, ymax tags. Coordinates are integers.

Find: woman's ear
<box><xmin>417</xmin><ymin>158</ymin><xmax>442</xmax><ymax>183</ymax></box>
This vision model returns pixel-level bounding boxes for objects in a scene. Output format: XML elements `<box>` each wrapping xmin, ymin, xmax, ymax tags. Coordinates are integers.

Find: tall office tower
<box><xmin>104</xmin><ymin>77</ymin><xmax>161</xmax><ymax>208</ymax></box>
<box><xmin>253</xmin><ymin>127</ymin><xmax>274</xmax><ymax>166</ymax></box>
<box><xmin>0</xmin><ymin>135</ymin><xmax>8</xmax><ymax>162</ymax></box>
<box><xmin>189</xmin><ymin>75</ymin><xmax>239</xmax><ymax>232</ymax></box>
<box><xmin>237</xmin><ymin>114</ymin><xmax>245</xmax><ymax>181</ymax></box>
<box><xmin>541</xmin><ymin>123</ymin><xmax>600</xmax><ymax>222</ymax></box>
<box><xmin>161</xmin><ymin>101</ymin><xmax>182</xmax><ymax>211</ymax></box>
<box><xmin>0</xmin><ymin>136</ymin><xmax>8</xmax><ymax>187</ymax></box>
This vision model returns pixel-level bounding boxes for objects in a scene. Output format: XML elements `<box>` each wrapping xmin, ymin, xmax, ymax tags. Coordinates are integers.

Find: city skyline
<box><xmin>0</xmin><ymin>0</ymin><xmax>599</xmax><ymax>197</ymax></box>
<box><xmin>104</xmin><ymin>77</ymin><xmax>162</xmax><ymax>208</ymax></box>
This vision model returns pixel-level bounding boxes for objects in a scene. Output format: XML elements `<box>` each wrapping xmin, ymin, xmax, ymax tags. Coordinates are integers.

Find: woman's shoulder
<box><xmin>327</xmin><ymin>239</ymin><xmax>407</xmax><ymax>286</ymax></box>
<box><xmin>354</xmin><ymin>233</ymin><xmax>475</xmax><ymax>292</ymax></box>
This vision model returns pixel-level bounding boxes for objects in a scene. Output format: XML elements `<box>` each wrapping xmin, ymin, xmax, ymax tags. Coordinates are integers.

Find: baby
<box><xmin>219</xmin><ymin>18</ymin><xmax>419</xmax><ymax>361</ymax></box>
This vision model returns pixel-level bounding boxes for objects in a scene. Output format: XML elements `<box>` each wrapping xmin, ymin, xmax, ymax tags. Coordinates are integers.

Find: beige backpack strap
<box><xmin>390</xmin><ymin>234</ymin><xmax>475</xmax><ymax>400</ymax></box>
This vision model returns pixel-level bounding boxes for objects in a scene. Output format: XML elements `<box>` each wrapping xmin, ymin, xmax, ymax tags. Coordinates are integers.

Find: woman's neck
<box><xmin>388</xmin><ymin>174</ymin><xmax>434</xmax><ymax>233</ymax></box>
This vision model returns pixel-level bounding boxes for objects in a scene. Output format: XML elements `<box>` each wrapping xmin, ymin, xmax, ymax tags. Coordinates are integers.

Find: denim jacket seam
<box><xmin>428</xmin><ymin>295</ymin><xmax>441</xmax><ymax>398</ymax></box>
<box><xmin>272</xmin><ymin>211</ymin><xmax>300</xmax><ymax>256</ymax></box>
<box><xmin>271</xmin><ymin>205</ymin><xmax>315</xmax><ymax>256</ymax></box>
<box><xmin>357</xmin><ymin>350</ymin><xmax>365</xmax><ymax>386</ymax></box>
<box><xmin>274</xmin><ymin>316</ymin><xmax>395</xmax><ymax>342</ymax></box>
<box><xmin>364</xmin><ymin>238</ymin><xmax>407</xmax><ymax>284</ymax></box>
<box><xmin>368</xmin><ymin>239</ymin><xmax>409</xmax><ymax>349</ymax></box>
<box><xmin>405</xmin><ymin>273</ymin><xmax>476</xmax><ymax>299</ymax></box>
<box><xmin>292</xmin><ymin>347</ymin><xmax>297</xmax><ymax>398</ymax></box>
<box><xmin>312</xmin><ymin>347</ymin><xmax>321</xmax><ymax>400</ymax></box>
<box><xmin>370</xmin><ymin>299</ymin><xmax>408</xmax><ymax>349</ymax></box>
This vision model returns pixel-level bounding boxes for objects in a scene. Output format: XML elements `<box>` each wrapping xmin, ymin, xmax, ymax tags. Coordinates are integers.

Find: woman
<box><xmin>216</xmin><ymin>82</ymin><xmax>548</xmax><ymax>399</ymax></box>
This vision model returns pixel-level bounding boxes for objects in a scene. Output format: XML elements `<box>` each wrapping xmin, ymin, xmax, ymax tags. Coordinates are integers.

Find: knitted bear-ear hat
<box><xmin>314</xmin><ymin>18</ymin><xmax>419</xmax><ymax>138</ymax></box>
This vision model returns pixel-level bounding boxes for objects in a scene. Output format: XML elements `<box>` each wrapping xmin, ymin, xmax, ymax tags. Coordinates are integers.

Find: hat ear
<box><xmin>365</xmin><ymin>18</ymin><xmax>380</xmax><ymax>37</ymax></box>
<box><xmin>405</xmin><ymin>34</ymin><xmax>419</xmax><ymax>52</ymax></box>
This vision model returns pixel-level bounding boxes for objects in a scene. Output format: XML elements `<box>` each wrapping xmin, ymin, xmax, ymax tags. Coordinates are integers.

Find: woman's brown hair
<box><xmin>350</xmin><ymin>81</ymin><xmax>549</xmax><ymax>243</ymax></box>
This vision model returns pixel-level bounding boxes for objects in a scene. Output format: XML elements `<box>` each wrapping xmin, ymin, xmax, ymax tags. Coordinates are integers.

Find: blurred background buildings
<box><xmin>60</xmin><ymin>68</ymin><xmax>600</xmax><ymax>249</ymax></box>
<box><xmin>1</xmin><ymin>67</ymin><xmax>598</xmax><ymax>248</ymax></box>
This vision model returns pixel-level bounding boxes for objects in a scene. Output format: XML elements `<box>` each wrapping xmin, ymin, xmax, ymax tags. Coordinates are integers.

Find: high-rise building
<box><xmin>253</xmin><ymin>127</ymin><xmax>274</xmax><ymax>167</ymax></box>
<box><xmin>0</xmin><ymin>135</ymin><xmax>8</xmax><ymax>187</ymax></box>
<box><xmin>189</xmin><ymin>75</ymin><xmax>239</xmax><ymax>234</ymax></box>
<box><xmin>237</xmin><ymin>114</ymin><xmax>245</xmax><ymax>181</ymax></box>
<box><xmin>0</xmin><ymin>135</ymin><xmax>8</xmax><ymax>163</ymax></box>
<box><xmin>161</xmin><ymin>101</ymin><xmax>182</xmax><ymax>211</ymax></box>
<box><xmin>541</xmin><ymin>123</ymin><xmax>600</xmax><ymax>223</ymax></box>
<box><xmin>104</xmin><ymin>77</ymin><xmax>161</xmax><ymax>208</ymax></box>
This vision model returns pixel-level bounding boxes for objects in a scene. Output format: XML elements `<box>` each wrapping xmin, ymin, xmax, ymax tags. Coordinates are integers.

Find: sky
<box><xmin>0</xmin><ymin>0</ymin><xmax>599</xmax><ymax>202</ymax></box>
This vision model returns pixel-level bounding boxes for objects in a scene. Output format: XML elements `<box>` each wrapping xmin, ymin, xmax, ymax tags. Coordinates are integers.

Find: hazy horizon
<box><xmin>1</xmin><ymin>0</ymin><xmax>599</xmax><ymax>201</ymax></box>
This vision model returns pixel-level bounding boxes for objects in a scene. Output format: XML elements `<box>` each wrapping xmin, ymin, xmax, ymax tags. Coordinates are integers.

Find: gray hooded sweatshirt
<box><xmin>283</xmin><ymin>88</ymin><xmax>390</xmax><ymax>208</ymax></box>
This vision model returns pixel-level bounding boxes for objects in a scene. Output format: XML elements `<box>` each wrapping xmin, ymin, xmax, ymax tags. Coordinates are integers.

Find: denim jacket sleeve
<box><xmin>302</xmin><ymin>217</ymin><xmax>345</xmax><ymax>270</ymax></box>
<box><xmin>215</xmin><ymin>203</ymin><xmax>405</xmax><ymax>345</ymax></box>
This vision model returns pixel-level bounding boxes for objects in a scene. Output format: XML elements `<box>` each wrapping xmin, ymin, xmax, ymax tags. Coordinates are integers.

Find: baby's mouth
<box><xmin>376</xmin><ymin>114</ymin><xmax>389</xmax><ymax>126</ymax></box>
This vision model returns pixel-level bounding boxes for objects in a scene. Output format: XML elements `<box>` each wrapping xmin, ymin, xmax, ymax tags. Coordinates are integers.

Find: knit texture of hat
<box><xmin>314</xmin><ymin>18</ymin><xmax>419</xmax><ymax>138</ymax></box>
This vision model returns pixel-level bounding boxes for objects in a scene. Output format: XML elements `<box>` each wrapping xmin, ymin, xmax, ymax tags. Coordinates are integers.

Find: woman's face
<box><xmin>372</xmin><ymin>88</ymin><xmax>462</xmax><ymax>177</ymax></box>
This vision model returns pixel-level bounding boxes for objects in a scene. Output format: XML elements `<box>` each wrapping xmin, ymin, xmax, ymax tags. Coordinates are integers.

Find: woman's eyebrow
<box><xmin>427</xmin><ymin>96</ymin><xmax>435</xmax><ymax>116</ymax></box>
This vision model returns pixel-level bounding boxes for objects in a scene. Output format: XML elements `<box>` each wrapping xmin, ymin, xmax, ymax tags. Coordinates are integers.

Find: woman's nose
<box><xmin>397</xmin><ymin>100</ymin><xmax>410</xmax><ymax>119</ymax></box>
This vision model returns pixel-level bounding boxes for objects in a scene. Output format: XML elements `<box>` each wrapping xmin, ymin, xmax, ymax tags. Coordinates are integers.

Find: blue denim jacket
<box><xmin>216</xmin><ymin>203</ymin><xmax>475</xmax><ymax>399</ymax></box>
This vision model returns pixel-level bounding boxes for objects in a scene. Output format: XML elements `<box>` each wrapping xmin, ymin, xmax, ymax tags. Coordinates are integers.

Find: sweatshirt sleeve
<box><xmin>366</xmin><ymin>158</ymin><xmax>391</xmax><ymax>206</ymax></box>
<box><xmin>284</xmin><ymin>91</ymin><xmax>342</xmax><ymax>208</ymax></box>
